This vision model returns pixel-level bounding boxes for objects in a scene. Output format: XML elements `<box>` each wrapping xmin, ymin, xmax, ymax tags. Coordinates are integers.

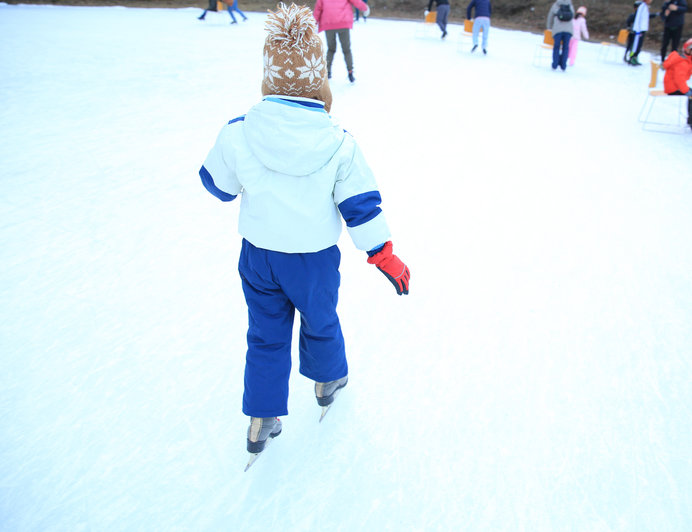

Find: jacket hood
<box><xmin>243</xmin><ymin>97</ymin><xmax>345</xmax><ymax>176</ymax></box>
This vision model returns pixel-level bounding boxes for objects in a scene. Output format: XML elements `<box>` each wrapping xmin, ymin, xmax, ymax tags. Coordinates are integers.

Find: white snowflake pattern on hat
<box><xmin>263</xmin><ymin>51</ymin><xmax>283</xmax><ymax>83</ymax></box>
<box><xmin>296</xmin><ymin>54</ymin><xmax>324</xmax><ymax>83</ymax></box>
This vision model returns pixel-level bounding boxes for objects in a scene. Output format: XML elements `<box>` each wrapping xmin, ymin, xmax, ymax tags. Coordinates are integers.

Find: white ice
<box><xmin>1</xmin><ymin>4</ymin><xmax>691</xmax><ymax>531</ymax></box>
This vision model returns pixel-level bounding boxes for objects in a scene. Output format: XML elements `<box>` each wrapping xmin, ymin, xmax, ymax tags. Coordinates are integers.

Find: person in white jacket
<box><xmin>198</xmin><ymin>4</ymin><xmax>410</xmax><ymax>461</ymax></box>
<box><xmin>628</xmin><ymin>0</ymin><xmax>653</xmax><ymax>65</ymax></box>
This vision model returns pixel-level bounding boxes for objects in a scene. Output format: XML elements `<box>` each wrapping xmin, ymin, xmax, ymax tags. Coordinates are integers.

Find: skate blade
<box><xmin>318</xmin><ymin>387</ymin><xmax>344</xmax><ymax>423</ymax></box>
<box><xmin>244</xmin><ymin>434</ymin><xmax>275</xmax><ymax>472</ymax></box>
<box><xmin>319</xmin><ymin>405</ymin><xmax>331</xmax><ymax>423</ymax></box>
<box><xmin>244</xmin><ymin>453</ymin><xmax>261</xmax><ymax>472</ymax></box>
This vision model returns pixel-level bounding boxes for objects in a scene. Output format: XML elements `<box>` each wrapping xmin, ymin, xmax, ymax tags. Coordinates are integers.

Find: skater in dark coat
<box><xmin>426</xmin><ymin>0</ymin><xmax>451</xmax><ymax>39</ymax></box>
<box><xmin>197</xmin><ymin>0</ymin><xmax>218</xmax><ymax>20</ymax></box>
<box><xmin>660</xmin><ymin>0</ymin><xmax>688</xmax><ymax>61</ymax></box>
<box><xmin>198</xmin><ymin>3</ymin><xmax>410</xmax><ymax>465</ymax></box>
<box><xmin>466</xmin><ymin>0</ymin><xmax>492</xmax><ymax>53</ymax></box>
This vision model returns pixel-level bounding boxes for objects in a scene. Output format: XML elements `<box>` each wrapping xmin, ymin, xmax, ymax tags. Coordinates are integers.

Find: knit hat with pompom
<box><xmin>261</xmin><ymin>3</ymin><xmax>332</xmax><ymax>112</ymax></box>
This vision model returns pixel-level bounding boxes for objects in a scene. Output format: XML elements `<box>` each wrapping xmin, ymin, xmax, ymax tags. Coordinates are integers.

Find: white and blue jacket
<box><xmin>200</xmin><ymin>96</ymin><xmax>391</xmax><ymax>254</ymax></box>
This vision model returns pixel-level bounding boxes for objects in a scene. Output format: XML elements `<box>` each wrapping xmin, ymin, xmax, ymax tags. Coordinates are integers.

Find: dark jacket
<box><xmin>661</xmin><ymin>0</ymin><xmax>687</xmax><ymax>28</ymax></box>
<box><xmin>467</xmin><ymin>0</ymin><xmax>491</xmax><ymax>19</ymax></box>
<box><xmin>428</xmin><ymin>0</ymin><xmax>449</xmax><ymax>11</ymax></box>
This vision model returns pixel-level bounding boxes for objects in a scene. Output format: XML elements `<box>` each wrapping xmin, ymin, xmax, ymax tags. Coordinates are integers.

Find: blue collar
<box><xmin>264</xmin><ymin>96</ymin><xmax>327</xmax><ymax>112</ymax></box>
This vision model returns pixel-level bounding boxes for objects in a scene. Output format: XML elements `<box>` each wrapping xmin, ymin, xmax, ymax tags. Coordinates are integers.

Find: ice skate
<box><xmin>315</xmin><ymin>376</ymin><xmax>348</xmax><ymax>422</ymax></box>
<box><xmin>245</xmin><ymin>417</ymin><xmax>282</xmax><ymax>471</ymax></box>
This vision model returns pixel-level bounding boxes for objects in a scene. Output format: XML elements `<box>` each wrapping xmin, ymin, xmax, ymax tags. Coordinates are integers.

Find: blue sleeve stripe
<box><xmin>338</xmin><ymin>191</ymin><xmax>382</xmax><ymax>228</ymax></box>
<box><xmin>199</xmin><ymin>165</ymin><xmax>237</xmax><ymax>202</ymax></box>
<box><xmin>228</xmin><ymin>116</ymin><xmax>245</xmax><ymax>125</ymax></box>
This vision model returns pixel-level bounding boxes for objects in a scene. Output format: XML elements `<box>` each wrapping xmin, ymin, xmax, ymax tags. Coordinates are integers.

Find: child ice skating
<box><xmin>627</xmin><ymin>0</ymin><xmax>653</xmax><ymax>65</ymax></box>
<box><xmin>568</xmin><ymin>6</ymin><xmax>589</xmax><ymax>66</ymax></box>
<box><xmin>662</xmin><ymin>38</ymin><xmax>692</xmax><ymax>129</ymax></box>
<box><xmin>624</xmin><ymin>1</ymin><xmax>641</xmax><ymax>62</ymax></box>
<box><xmin>314</xmin><ymin>0</ymin><xmax>370</xmax><ymax>82</ymax></box>
<box><xmin>198</xmin><ymin>3</ymin><xmax>410</xmax><ymax>469</ymax></box>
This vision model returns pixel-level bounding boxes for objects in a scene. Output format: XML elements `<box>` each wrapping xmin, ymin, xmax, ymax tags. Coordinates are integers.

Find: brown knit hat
<box><xmin>261</xmin><ymin>3</ymin><xmax>332</xmax><ymax>112</ymax></box>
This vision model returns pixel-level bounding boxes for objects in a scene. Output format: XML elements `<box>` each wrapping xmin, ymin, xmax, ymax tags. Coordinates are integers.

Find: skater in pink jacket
<box><xmin>569</xmin><ymin>6</ymin><xmax>589</xmax><ymax>66</ymax></box>
<box><xmin>314</xmin><ymin>0</ymin><xmax>370</xmax><ymax>82</ymax></box>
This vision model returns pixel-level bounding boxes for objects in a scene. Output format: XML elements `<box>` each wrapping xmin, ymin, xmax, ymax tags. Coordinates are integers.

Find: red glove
<box><xmin>367</xmin><ymin>241</ymin><xmax>410</xmax><ymax>295</ymax></box>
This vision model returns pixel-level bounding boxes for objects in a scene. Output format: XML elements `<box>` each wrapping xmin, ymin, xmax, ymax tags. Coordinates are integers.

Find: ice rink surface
<box><xmin>1</xmin><ymin>4</ymin><xmax>691</xmax><ymax>530</ymax></box>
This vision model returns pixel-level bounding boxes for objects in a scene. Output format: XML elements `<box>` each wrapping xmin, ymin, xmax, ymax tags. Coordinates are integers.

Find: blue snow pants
<box><xmin>552</xmin><ymin>32</ymin><xmax>571</xmax><ymax>71</ymax></box>
<box><xmin>238</xmin><ymin>239</ymin><xmax>348</xmax><ymax>417</ymax></box>
<box><xmin>472</xmin><ymin>17</ymin><xmax>490</xmax><ymax>49</ymax></box>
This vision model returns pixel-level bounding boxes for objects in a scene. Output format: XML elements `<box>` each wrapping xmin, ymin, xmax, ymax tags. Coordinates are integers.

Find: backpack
<box><xmin>556</xmin><ymin>4</ymin><xmax>573</xmax><ymax>22</ymax></box>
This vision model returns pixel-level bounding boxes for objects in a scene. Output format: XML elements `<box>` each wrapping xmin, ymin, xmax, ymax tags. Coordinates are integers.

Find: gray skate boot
<box><xmin>244</xmin><ymin>417</ymin><xmax>282</xmax><ymax>471</ymax></box>
<box><xmin>246</xmin><ymin>417</ymin><xmax>282</xmax><ymax>454</ymax></box>
<box><xmin>315</xmin><ymin>376</ymin><xmax>348</xmax><ymax>422</ymax></box>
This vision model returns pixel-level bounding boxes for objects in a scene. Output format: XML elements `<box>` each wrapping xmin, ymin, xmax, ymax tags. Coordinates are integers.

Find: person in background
<box><xmin>624</xmin><ymin>1</ymin><xmax>642</xmax><ymax>62</ymax></box>
<box><xmin>226</xmin><ymin>0</ymin><xmax>248</xmax><ymax>24</ymax></box>
<box><xmin>198</xmin><ymin>4</ymin><xmax>410</xmax><ymax>461</ymax></box>
<box><xmin>568</xmin><ymin>6</ymin><xmax>589</xmax><ymax>66</ymax></box>
<box><xmin>660</xmin><ymin>0</ymin><xmax>688</xmax><ymax>62</ymax></box>
<box><xmin>627</xmin><ymin>0</ymin><xmax>653</xmax><ymax>66</ymax></box>
<box><xmin>425</xmin><ymin>0</ymin><xmax>451</xmax><ymax>39</ymax></box>
<box><xmin>197</xmin><ymin>0</ymin><xmax>218</xmax><ymax>20</ymax></box>
<box><xmin>466</xmin><ymin>0</ymin><xmax>491</xmax><ymax>54</ymax></box>
<box><xmin>547</xmin><ymin>0</ymin><xmax>575</xmax><ymax>71</ymax></box>
<box><xmin>198</xmin><ymin>0</ymin><xmax>247</xmax><ymax>22</ymax></box>
<box><xmin>314</xmin><ymin>0</ymin><xmax>370</xmax><ymax>82</ymax></box>
<box><xmin>662</xmin><ymin>38</ymin><xmax>692</xmax><ymax>129</ymax></box>
<box><xmin>355</xmin><ymin>0</ymin><xmax>368</xmax><ymax>22</ymax></box>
